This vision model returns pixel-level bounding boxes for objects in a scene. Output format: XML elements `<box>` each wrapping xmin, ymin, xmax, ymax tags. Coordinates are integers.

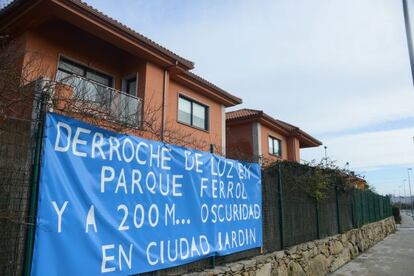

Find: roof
<box><xmin>181</xmin><ymin>70</ymin><xmax>242</xmax><ymax>105</ymax></box>
<box><xmin>0</xmin><ymin>0</ymin><xmax>242</xmax><ymax>106</ymax></box>
<box><xmin>226</xmin><ymin>108</ymin><xmax>261</xmax><ymax>120</ymax></box>
<box><xmin>0</xmin><ymin>0</ymin><xmax>194</xmax><ymax>69</ymax></box>
<box><xmin>226</xmin><ymin>108</ymin><xmax>322</xmax><ymax>148</ymax></box>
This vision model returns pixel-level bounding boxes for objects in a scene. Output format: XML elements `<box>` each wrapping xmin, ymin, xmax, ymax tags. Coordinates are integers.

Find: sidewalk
<box><xmin>332</xmin><ymin>213</ymin><xmax>414</xmax><ymax>276</ymax></box>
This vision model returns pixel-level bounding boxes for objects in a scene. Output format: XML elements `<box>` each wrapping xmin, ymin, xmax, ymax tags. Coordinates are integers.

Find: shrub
<box><xmin>392</xmin><ymin>206</ymin><xmax>401</xmax><ymax>224</ymax></box>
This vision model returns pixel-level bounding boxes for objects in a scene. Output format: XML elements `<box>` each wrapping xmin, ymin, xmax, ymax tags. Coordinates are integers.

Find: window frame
<box><xmin>125</xmin><ymin>76</ymin><xmax>137</xmax><ymax>96</ymax></box>
<box><xmin>56</xmin><ymin>56</ymin><xmax>113</xmax><ymax>87</ymax></box>
<box><xmin>177</xmin><ymin>94</ymin><xmax>209</xmax><ymax>131</ymax></box>
<box><xmin>268</xmin><ymin>136</ymin><xmax>282</xmax><ymax>157</ymax></box>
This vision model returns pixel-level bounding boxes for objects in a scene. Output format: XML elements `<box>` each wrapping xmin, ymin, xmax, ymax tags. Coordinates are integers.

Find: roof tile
<box><xmin>226</xmin><ymin>108</ymin><xmax>322</xmax><ymax>147</ymax></box>
<box><xmin>226</xmin><ymin>108</ymin><xmax>261</xmax><ymax>120</ymax></box>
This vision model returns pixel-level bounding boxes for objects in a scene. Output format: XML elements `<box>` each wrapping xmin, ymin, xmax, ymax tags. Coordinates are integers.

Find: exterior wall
<box><xmin>10</xmin><ymin>19</ymin><xmax>226</xmax><ymax>152</ymax></box>
<box><xmin>260</xmin><ymin>124</ymin><xmax>289</xmax><ymax>161</ymax></box>
<box><xmin>0</xmin><ymin>34</ymin><xmax>33</xmax><ymax>120</ymax></box>
<box><xmin>141</xmin><ymin>61</ymin><xmax>165</xmax><ymax>141</ymax></box>
<box><xmin>226</xmin><ymin>123</ymin><xmax>254</xmax><ymax>161</ymax></box>
<box><xmin>22</xmin><ymin>21</ymin><xmax>139</xmax><ymax>87</ymax></box>
<box><xmin>252</xmin><ymin>122</ymin><xmax>261</xmax><ymax>157</ymax></box>
<box><xmin>186</xmin><ymin>217</ymin><xmax>396</xmax><ymax>276</ymax></box>
<box><xmin>227</xmin><ymin>122</ymin><xmax>303</xmax><ymax>163</ymax></box>
<box><xmin>287</xmin><ymin>136</ymin><xmax>300</xmax><ymax>162</ymax></box>
<box><xmin>167</xmin><ymin>80</ymin><xmax>223</xmax><ymax>153</ymax></box>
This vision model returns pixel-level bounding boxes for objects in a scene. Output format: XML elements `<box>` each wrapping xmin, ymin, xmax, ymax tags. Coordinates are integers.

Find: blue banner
<box><xmin>31</xmin><ymin>113</ymin><xmax>262</xmax><ymax>275</ymax></box>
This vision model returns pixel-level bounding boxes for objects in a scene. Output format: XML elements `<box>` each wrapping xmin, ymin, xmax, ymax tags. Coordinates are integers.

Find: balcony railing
<box><xmin>55</xmin><ymin>74</ymin><xmax>142</xmax><ymax>126</ymax></box>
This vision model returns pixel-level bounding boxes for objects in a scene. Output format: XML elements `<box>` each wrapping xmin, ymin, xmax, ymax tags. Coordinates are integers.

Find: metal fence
<box><xmin>353</xmin><ymin>188</ymin><xmax>392</xmax><ymax>228</ymax></box>
<box><xmin>0</xmin><ymin>118</ymin><xmax>33</xmax><ymax>275</ymax></box>
<box><xmin>153</xmin><ymin>162</ymin><xmax>392</xmax><ymax>275</ymax></box>
<box><xmin>261</xmin><ymin>162</ymin><xmax>392</xmax><ymax>253</ymax></box>
<box><xmin>0</xmin><ymin>80</ymin><xmax>44</xmax><ymax>276</ymax></box>
<box><xmin>0</xmin><ymin>89</ymin><xmax>392</xmax><ymax>275</ymax></box>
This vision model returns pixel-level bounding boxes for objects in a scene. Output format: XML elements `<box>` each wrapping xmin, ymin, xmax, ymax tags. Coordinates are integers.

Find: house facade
<box><xmin>226</xmin><ymin>109</ymin><xmax>321</xmax><ymax>164</ymax></box>
<box><xmin>0</xmin><ymin>0</ymin><xmax>241</xmax><ymax>154</ymax></box>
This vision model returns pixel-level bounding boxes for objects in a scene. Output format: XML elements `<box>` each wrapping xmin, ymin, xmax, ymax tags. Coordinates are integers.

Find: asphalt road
<box><xmin>332</xmin><ymin>212</ymin><xmax>414</xmax><ymax>276</ymax></box>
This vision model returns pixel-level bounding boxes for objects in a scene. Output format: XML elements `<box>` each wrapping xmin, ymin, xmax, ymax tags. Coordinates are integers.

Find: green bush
<box><xmin>392</xmin><ymin>206</ymin><xmax>401</xmax><ymax>224</ymax></box>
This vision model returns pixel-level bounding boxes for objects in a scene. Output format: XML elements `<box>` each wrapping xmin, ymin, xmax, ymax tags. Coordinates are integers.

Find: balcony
<box><xmin>53</xmin><ymin>74</ymin><xmax>142</xmax><ymax>126</ymax></box>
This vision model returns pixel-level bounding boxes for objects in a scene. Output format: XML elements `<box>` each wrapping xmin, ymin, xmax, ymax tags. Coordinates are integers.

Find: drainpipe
<box><xmin>160</xmin><ymin>68</ymin><xmax>167</xmax><ymax>141</ymax></box>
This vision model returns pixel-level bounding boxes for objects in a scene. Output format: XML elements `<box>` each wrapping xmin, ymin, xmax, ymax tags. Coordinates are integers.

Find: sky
<box><xmin>3</xmin><ymin>0</ymin><xmax>413</xmax><ymax>195</ymax></box>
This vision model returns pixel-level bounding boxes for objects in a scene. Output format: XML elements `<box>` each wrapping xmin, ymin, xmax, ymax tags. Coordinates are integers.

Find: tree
<box><xmin>0</xmin><ymin>36</ymin><xmax>217</xmax><ymax>152</ymax></box>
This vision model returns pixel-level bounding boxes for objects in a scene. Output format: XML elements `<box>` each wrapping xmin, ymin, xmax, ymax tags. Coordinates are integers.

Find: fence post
<box><xmin>277</xmin><ymin>164</ymin><xmax>285</xmax><ymax>248</ymax></box>
<box><xmin>378</xmin><ymin>196</ymin><xmax>381</xmax><ymax>220</ymax></box>
<box><xmin>369</xmin><ymin>193</ymin><xmax>375</xmax><ymax>223</ymax></box>
<box><xmin>384</xmin><ymin>197</ymin><xmax>387</xmax><ymax>218</ymax></box>
<box><xmin>23</xmin><ymin>79</ymin><xmax>46</xmax><ymax>276</ymax></box>
<box><xmin>364</xmin><ymin>191</ymin><xmax>368</xmax><ymax>224</ymax></box>
<box><xmin>351</xmin><ymin>189</ymin><xmax>356</xmax><ymax>228</ymax></box>
<box><xmin>359</xmin><ymin>191</ymin><xmax>362</xmax><ymax>224</ymax></box>
<box><xmin>370</xmin><ymin>192</ymin><xmax>374</xmax><ymax>223</ymax></box>
<box><xmin>372</xmin><ymin>194</ymin><xmax>375</xmax><ymax>222</ymax></box>
<box><xmin>379</xmin><ymin>196</ymin><xmax>382</xmax><ymax>220</ymax></box>
<box><xmin>209</xmin><ymin>146</ymin><xmax>216</xmax><ymax>269</ymax></box>
<box><xmin>367</xmin><ymin>192</ymin><xmax>370</xmax><ymax>223</ymax></box>
<box><xmin>388</xmin><ymin>196</ymin><xmax>392</xmax><ymax>217</ymax></box>
<box><xmin>360</xmin><ymin>191</ymin><xmax>364</xmax><ymax>225</ymax></box>
<box><xmin>335</xmin><ymin>185</ymin><xmax>341</xmax><ymax>233</ymax></box>
<box><xmin>315</xmin><ymin>200</ymin><xmax>320</xmax><ymax>239</ymax></box>
<box><xmin>365</xmin><ymin>192</ymin><xmax>371</xmax><ymax>224</ymax></box>
<box><xmin>358</xmin><ymin>191</ymin><xmax>365</xmax><ymax>227</ymax></box>
<box><xmin>380</xmin><ymin>197</ymin><xmax>382</xmax><ymax>219</ymax></box>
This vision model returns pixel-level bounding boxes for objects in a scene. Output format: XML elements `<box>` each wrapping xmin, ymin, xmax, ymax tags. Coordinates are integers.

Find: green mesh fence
<box><xmin>0</xmin><ymin>118</ymin><xmax>34</xmax><ymax>275</ymax></box>
<box><xmin>261</xmin><ymin>163</ymin><xmax>392</xmax><ymax>254</ymax></box>
<box><xmin>262</xmin><ymin>168</ymin><xmax>281</xmax><ymax>252</ymax></box>
<box><xmin>353</xmin><ymin>189</ymin><xmax>392</xmax><ymax>227</ymax></box>
<box><xmin>318</xmin><ymin>187</ymin><xmax>338</xmax><ymax>238</ymax></box>
<box><xmin>282</xmin><ymin>173</ymin><xmax>318</xmax><ymax>247</ymax></box>
<box><xmin>0</xmin><ymin>79</ymin><xmax>44</xmax><ymax>276</ymax></box>
<box><xmin>337</xmin><ymin>188</ymin><xmax>354</xmax><ymax>232</ymax></box>
<box><xmin>1</xmin><ymin>113</ymin><xmax>392</xmax><ymax>275</ymax></box>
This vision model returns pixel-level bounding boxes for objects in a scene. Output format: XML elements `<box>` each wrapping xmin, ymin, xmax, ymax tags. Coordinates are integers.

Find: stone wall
<box><xmin>184</xmin><ymin>217</ymin><xmax>395</xmax><ymax>276</ymax></box>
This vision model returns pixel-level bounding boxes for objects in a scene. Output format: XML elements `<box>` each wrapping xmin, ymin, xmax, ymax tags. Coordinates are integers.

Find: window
<box><xmin>125</xmin><ymin>77</ymin><xmax>137</xmax><ymax>96</ymax></box>
<box><xmin>56</xmin><ymin>57</ymin><xmax>112</xmax><ymax>87</ymax></box>
<box><xmin>178</xmin><ymin>96</ymin><xmax>209</xmax><ymax>130</ymax></box>
<box><xmin>56</xmin><ymin>57</ymin><xmax>113</xmax><ymax>103</ymax></box>
<box><xmin>178</xmin><ymin>97</ymin><xmax>191</xmax><ymax>125</ymax></box>
<box><xmin>268</xmin><ymin>136</ymin><xmax>282</xmax><ymax>156</ymax></box>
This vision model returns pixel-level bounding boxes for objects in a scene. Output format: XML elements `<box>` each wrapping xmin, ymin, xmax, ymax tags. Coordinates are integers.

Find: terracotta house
<box><xmin>0</xmin><ymin>0</ymin><xmax>241</xmax><ymax>154</ymax></box>
<box><xmin>351</xmin><ymin>175</ymin><xmax>368</xmax><ymax>190</ymax></box>
<box><xmin>226</xmin><ymin>109</ymin><xmax>321</xmax><ymax>164</ymax></box>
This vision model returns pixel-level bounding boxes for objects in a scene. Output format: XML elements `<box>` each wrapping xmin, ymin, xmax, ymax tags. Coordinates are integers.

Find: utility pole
<box><xmin>403</xmin><ymin>0</ymin><xmax>414</xmax><ymax>86</ymax></box>
<box><xmin>408</xmin><ymin>168</ymin><xmax>413</xmax><ymax>216</ymax></box>
<box><xmin>404</xmin><ymin>179</ymin><xmax>407</xmax><ymax>206</ymax></box>
<box><xmin>324</xmin><ymin>146</ymin><xmax>328</xmax><ymax>166</ymax></box>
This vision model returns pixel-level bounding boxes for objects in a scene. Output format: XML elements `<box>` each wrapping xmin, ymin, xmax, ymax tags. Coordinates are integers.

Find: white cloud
<box><xmin>84</xmin><ymin>0</ymin><xmax>414</xmax><ymax>173</ymax></box>
<box><xmin>121</xmin><ymin>0</ymin><xmax>414</xmax><ymax>134</ymax></box>
<box><xmin>301</xmin><ymin>127</ymin><xmax>414</xmax><ymax>170</ymax></box>
<box><xmin>287</xmin><ymin>86</ymin><xmax>414</xmax><ymax>134</ymax></box>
